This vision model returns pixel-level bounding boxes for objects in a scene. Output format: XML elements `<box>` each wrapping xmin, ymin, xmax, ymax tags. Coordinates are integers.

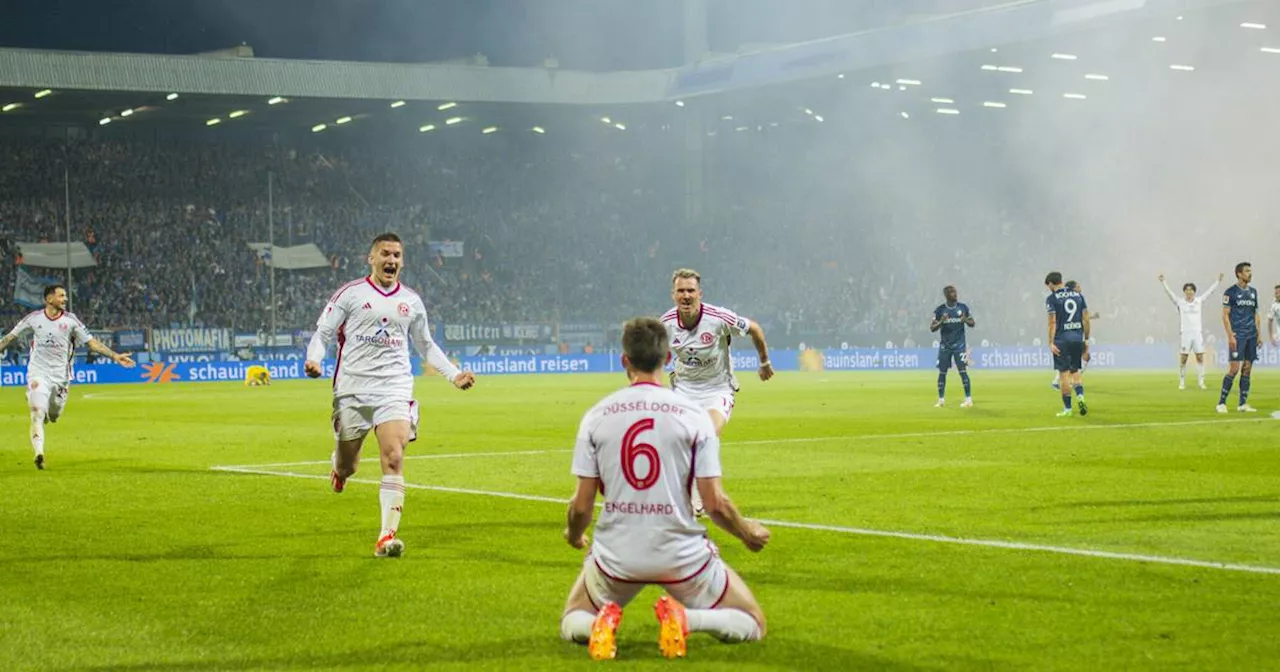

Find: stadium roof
<box><xmin>0</xmin><ymin>0</ymin><xmax>1271</xmax><ymax>137</ymax></box>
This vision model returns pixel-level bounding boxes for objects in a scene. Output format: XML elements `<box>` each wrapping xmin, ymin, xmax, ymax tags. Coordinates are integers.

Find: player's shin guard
<box><xmin>1219</xmin><ymin>374</ymin><xmax>1236</xmax><ymax>405</ymax></box>
<box><xmin>937</xmin><ymin>373</ymin><xmax>947</xmax><ymax>400</ymax></box>
<box><xmin>1179</xmin><ymin>364</ymin><xmax>1186</xmax><ymax>384</ymax></box>
<box><xmin>686</xmin><ymin>609</ymin><xmax>763</xmax><ymax>643</ymax></box>
<box><xmin>379</xmin><ymin>475</ymin><xmax>406</xmax><ymax>538</ymax></box>
<box><xmin>1062</xmin><ymin>394</ymin><xmax>1073</xmax><ymax>411</ymax></box>
<box><xmin>959</xmin><ymin>371</ymin><xmax>971</xmax><ymax>398</ymax></box>
<box><xmin>1196</xmin><ymin>362</ymin><xmax>1206</xmax><ymax>384</ymax></box>
<box><xmin>1240</xmin><ymin>375</ymin><xmax>1251</xmax><ymax>405</ymax></box>
<box><xmin>560</xmin><ymin>610</ymin><xmax>596</xmax><ymax>644</ymax></box>
<box><xmin>1073</xmin><ymin>384</ymin><xmax>1084</xmax><ymax>399</ymax></box>
<box><xmin>29</xmin><ymin>408</ymin><xmax>45</xmax><ymax>457</ymax></box>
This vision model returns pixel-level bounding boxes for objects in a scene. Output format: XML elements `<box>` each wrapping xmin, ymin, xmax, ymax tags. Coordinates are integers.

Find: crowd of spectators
<box><xmin>0</xmin><ymin>127</ymin><xmax>1241</xmax><ymax>349</ymax></box>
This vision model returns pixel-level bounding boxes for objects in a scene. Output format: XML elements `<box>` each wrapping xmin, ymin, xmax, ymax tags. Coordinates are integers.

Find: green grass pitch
<box><xmin>2</xmin><ymin>370</ymin><xmax>1279</xmax><ymax>671</ymax></box>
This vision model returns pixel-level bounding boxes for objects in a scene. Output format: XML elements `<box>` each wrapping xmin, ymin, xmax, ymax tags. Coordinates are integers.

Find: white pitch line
<box><xmin>210</xmin><ymin>466</ymin><xmax>569</xmax><ymax>504</ymax></box>
<box><xmin>731</xmin><ymin>416</ymin><xmax>1273</xmax><ymax>445</ymax></box>
<box><xmin>213</xmin><ymin>417</ymin><xmax>1274</xmax><ymax>469</ymax></box>
<box><xmin>225</xmin><ymin>449</ymin><xmax>569</xmax><ymax>470</ymax></box>
<box><xmin>211</xmin><ymin>465</ymin><xmax>1280</xmax><ymax>576</ymax></box>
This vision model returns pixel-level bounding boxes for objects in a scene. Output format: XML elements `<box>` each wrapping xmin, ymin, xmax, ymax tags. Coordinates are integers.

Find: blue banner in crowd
<box><xmin>2</xmin><ymin>345</ymin><xmax>1276</xmax><ymax>387</ymax></box>
<box><xmin>13</xmin><ymin>266</ymin><xmax>59</xmax><ymax>309</ymax></box>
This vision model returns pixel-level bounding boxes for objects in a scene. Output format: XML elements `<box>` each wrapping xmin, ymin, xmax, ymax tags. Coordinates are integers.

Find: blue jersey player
<box><xmin>1045</xmin><ymin>272</ymin><xmax>1091</xmax><ymax>417</ymax></box>
<box><xmin>930</xmin><ymin>285</ymin><xmax>975</xmax><ymax>408</ymax></box>
<box><xmin>1217</xmin><ymin>261</ymin><xmax>1263</xmax><ymax>413</ymax></box>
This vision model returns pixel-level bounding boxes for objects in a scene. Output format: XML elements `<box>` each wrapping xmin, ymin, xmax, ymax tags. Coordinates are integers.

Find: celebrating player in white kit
<box><xmin>1159</xmin><ymin>272</ymin><xmax>1223</xmax><ymax>389</ymax></box>
<box><xmin>1269</xmin><ymin>284</ymin><xmax>1280</xmax><ymax>347</ymax></box>
<box><xmin>559</xmin><ymin>317</ymin><xmax>768</xmax><ymax>660</ymax></box>
<box><xmin>663</xmin><ymin>269</ymin><xmax>771</xmax><ymax>513</ymax></box>
<box><xmin>305</xmin><ymin>233</ymin><xmax>476</xmax><ymax>558</ymax></box>
<box><xmin>0</xmin><ymin>284</ymin><xmax>135</xmax><ymax>469</ymax></box>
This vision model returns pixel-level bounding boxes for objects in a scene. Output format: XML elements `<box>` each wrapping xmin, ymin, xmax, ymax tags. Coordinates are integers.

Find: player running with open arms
<box><xmin>663</xmin><ymin>269</ymin><xmax>773</xmax><ymax>514</ymax></box>
<box><xmin>1045</xmin><ymin>272</ymin><xmax>1091</xmax><ymax>417</ymax></box>
<box><xmin>1159</xmin><ymin>272</ymin><xmax>1222</xmax><ymax>390</ymax></box>
<box><xmin>930</xmin><ymin>285</ymin><xmax>975</xmax><ymax>408</ymax></box>
<box><xmin>305</xmin><ymin>233</ymin><xmax>476</xmax><ymax>557</ymax></box>
<box><xmin>0</xmin><ymin>284</ymin><xmax>135</xmax><ymax>469</ymax></box>
<box><xmin>1217</xmin><ymin>262</ymin><xmax>1262</xmax><ymax>413</ymax></box>
<box><xmin>559</xmin><ymin>317</ymin><xmax>769</xmax><ymax>661</ymax></box>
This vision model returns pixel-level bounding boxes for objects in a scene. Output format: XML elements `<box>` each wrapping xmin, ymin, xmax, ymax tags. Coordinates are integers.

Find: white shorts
<box><xmin>331</xmin><ymin>395</ymin><xmax>420</xmax><ymax>443</ymax></box>
<box><xmin>27</xmin><ymin>377</ymin><xmax>69</xmax><ymax>422</ymax></box>
<box><xmin>680</xmin><ymin>389</ymin><xmax>736</xmax><ymax>424</ymax></box>
<box><xmin>581</xmin><ymin>549</ymin><xmax>730</xmax><ymax>610</ymax></box>
<box><xmin>1180</xmin><ymin>333</ymin><xmax>1205</xmax><ymax>355</ymax></box>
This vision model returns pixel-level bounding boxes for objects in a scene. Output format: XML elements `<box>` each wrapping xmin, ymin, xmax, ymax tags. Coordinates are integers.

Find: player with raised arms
<box><xmin>559</xmin><ymin>317</ymin><xmax>769</xmax><ymax>660</ymax></box>
<box><xmin>305</xmin><ymin>233</ymin><xmax>476</xmax><ymax>557</ymax></box>
<box><xmin>1159</xmin><ymin>272</ymin><xmax>1223</xmax><ymax>390</ymax></box>
<box><xmin>0</xmin><ymin>284</ymin><xmax>136</xmax><ymax>469</ymax></box>
<box><xmin>663</xmin><ymin>269</ymin><xmax>772</xmax><ymax>513</ymax></box>
<box><xmin>1045</xmin><ymin>272</ymin><xmax>1091</xmax><ymax>417</ymax></box>
<box><xmin>1217</xmin><ymin>261</ymin><xmax>1262</xmax><ymax>413</ymax></box>
<box><xmin>930</xmin><ymin>285</ymin><xmax>975</xmax><ymax>408</ymax></box>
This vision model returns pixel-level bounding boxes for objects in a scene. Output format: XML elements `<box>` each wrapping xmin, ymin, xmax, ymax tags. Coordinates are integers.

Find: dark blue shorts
<box><xmin>938</xmin><ymin>347</ymin><xmax>967</xmax><ymax>372</ymax></box>
<box><xmin>1054</xmin><ymin>340</ymin><xmax>1085</xmax><ymax>372</ymax></box>
<box><xmin>1230</xmin><ymin>337</ymin><xmax>1259</xmax><ymax>363</ymax></box>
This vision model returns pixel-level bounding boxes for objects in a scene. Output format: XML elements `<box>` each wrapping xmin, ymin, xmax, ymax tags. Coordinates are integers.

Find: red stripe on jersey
<box><xmin>327</xmin><ymin>279</ymin><xmax>364</xmax><ymax>305</ymax></box>
<box><xmin>332</xmin><ymin>320</ymin><xmax>347</xmax><ymax>389</ymax></box>
<box><xmin>686</xmin><ymin>435</ymin><xmax>699</xmax><ymax>502</ymax></box>
<box><xmin>592</xmin><ymin>554</ymin><xmax>714</xmax><ymax>585</ymax></box>
<box><xmin>365</xmin><ymin>277</ymin><xmax>401</xmax><ymax>297</ymax></box>
<box><xmin>702</xmin><ymin>307</ymin><xmax>737</xmax><ymax>323</ymax></box>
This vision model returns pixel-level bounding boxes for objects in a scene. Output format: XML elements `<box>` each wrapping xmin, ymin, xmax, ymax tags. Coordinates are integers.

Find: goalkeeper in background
<box><xmin>244</xmin><ymin>364</ymin><xmax>271</xmax><ymax>386</ymax></box>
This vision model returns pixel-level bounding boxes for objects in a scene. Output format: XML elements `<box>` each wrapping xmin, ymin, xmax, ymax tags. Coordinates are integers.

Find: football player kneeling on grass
<box><xmin>559</xmin><ymin>317</ymin><xmax>768</xmax><ymax>660</ymax></box>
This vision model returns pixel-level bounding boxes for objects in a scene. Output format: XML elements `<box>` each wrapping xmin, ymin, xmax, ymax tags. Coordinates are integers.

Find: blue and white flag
<box><xmin>13</xmin><ymin>266</ymin><xmax>58</xmax><ymax>309</ymax></box>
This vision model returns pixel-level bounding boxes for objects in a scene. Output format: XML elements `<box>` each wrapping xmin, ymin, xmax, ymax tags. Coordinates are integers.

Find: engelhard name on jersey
<box><xmin>604</xmin><ymin>501</ymin><xmax>677</xmax><ymax>516</ymax></box>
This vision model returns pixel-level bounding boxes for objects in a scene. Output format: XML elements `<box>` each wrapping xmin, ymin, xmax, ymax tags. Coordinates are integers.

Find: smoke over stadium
<box><xmin>1</xmin><ymin>1</ymin><xmax>1278</xmax><ymax>669</ymax></box>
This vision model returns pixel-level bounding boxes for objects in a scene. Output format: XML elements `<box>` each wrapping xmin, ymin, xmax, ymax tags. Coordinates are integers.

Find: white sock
<box><xmin>379</xmin><ymin>475</ymin><xmax>405</xmax><ymax>537</ymax></box>
<box><xmin>560</xmin><ymin>610</ymin><xmax>596</xmax><ymax>643</ymax></box>
<box><xmin>691</xmin><ymin>488</ymin><xmax>703</xmax><ymax>512</ymax></box>
<box><xmin>1179</xmin><ymin>365</ymin><xmax>1186</xmax><ymax>383</ymax></box>
<box><xmin>686</xmin><ymin>608</ymin><xmax>762</xmax><ymax>643</ymax></box>
<box><xmin>1197</xmin><ymin>362</ymin><xmax>1205</xmax><ymax>382</ymax></box>
<box><xmin>30</xmin><ymin>409</ymin><xmax>45</xmax><ymax>457</ymax></box>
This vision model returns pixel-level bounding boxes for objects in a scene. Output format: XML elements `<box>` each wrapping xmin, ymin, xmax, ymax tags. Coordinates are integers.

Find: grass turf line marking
<box><xmin>216</xmin><ymin>417</ymin><xmax>1273</xmax><ymax>469</ymax></box>
<box><xmin>209</xmin><ymin>465</ymin><xmax>1280</xmax><ymax>576</ymax></box>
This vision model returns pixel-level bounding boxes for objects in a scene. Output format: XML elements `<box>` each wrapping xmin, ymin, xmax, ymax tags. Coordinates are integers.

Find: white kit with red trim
<box><xmin>307</xmin><ymin>278</ymin><xmax>460</xmax><ymax>402</ymax></box>
<box><xmin>661</xmin><ymin>303</ymin><xmax>751</xmax><ymax>397</ymax></box>
<box><xmin>571</xmin><ymin>382</ymin><xmax>722</xmax><ymax>583</ymax></box>
<box><xmin>5</xmin><ymin>310</ymin><xmax>93</xmax><ymax>387</ymax></box>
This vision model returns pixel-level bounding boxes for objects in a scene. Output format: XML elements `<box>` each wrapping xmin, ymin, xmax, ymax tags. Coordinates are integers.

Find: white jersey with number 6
<box><xmin>571</xmin><ymin>381</ymin><xmax>722</xmax><ymax>583</ymax></box>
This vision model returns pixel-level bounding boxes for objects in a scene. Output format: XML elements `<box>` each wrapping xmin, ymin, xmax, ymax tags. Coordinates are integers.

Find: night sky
<box><xmin>0</xmin><ymin>0</ymin><xmax>889</xmax><ymax>70</ymax></box>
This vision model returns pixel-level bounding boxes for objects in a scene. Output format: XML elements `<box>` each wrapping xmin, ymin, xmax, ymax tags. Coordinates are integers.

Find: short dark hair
<box><xmin>943</xmin><ymin>285</ymin><xmax>956</xmax><ymax>295</ymax></box>
<box><xmin>622</xmin><ymin>317</ymin><xmax>669</xmax><ymax>373</ymax></box>
<box><xmin>1184</xmin><ymin>283</ymin><xmax>1197</xmax><ymax>292</ymax></box>
<box><xmin>1235</xmin><ymin>261</ymin><xmax>1251</xmax><ymax>277</ymax></box>
<box><xmin>1065</xmin><ymin>280</ymin><xmax>1079</xmax><ymax>291</ymax></box>
<box><xmin>43</xmin><ymin>284</ymin><xmax>65</xmax><ymax>299</ymax></box>
<box><xmin>1044</xmin><ymin>272</ymin><xmax>1063</xmax><ymax>286</ymax></box>
<box><xmin>372</xmin><ymin>232</ymin><xmax>402</xmax><ymax>246</ymax></box>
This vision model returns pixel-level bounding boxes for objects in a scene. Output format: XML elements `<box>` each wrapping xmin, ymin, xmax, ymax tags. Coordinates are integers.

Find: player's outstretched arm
<box><xmin>0</xmin><ymin>318</ymin><xmax>32</xmax><ymax>352</ymax></box>
<box><xmin>745</xmin><ymin>319</ymin><xmax>773</xmax><ymax>381</ymax></box>
<box><xmin>305</xmin><ymin>297</ymin><xmax>348</xmax><ymax>378</ymax></box>
<box><xmin>87</xmin><ymin>338</ymin><xmax>135</xmax><ymax>368</ymax></box>
<box><xmin>563</xmin><ymin>477</ymin><xmax>598</xmax><ymax>550</ymax></box>
<box><xmin>1158</xmin><ymin>275</ymin><xmax>1179</xmax><ymax>305</ymax></box>
<box><xmin>696</xmin><ymin>477</ymin><xmax>770</xmax><ymax>552</ymax></box>
<box><xmin>409</xmin><ymin>309</ymin><xmax>474</xmax><ymax>390</ymax></box>
<box><xmin>1200</xmin><ymin>274</ymin><xmax>1223</xmax><ymax>300</ymax></box>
